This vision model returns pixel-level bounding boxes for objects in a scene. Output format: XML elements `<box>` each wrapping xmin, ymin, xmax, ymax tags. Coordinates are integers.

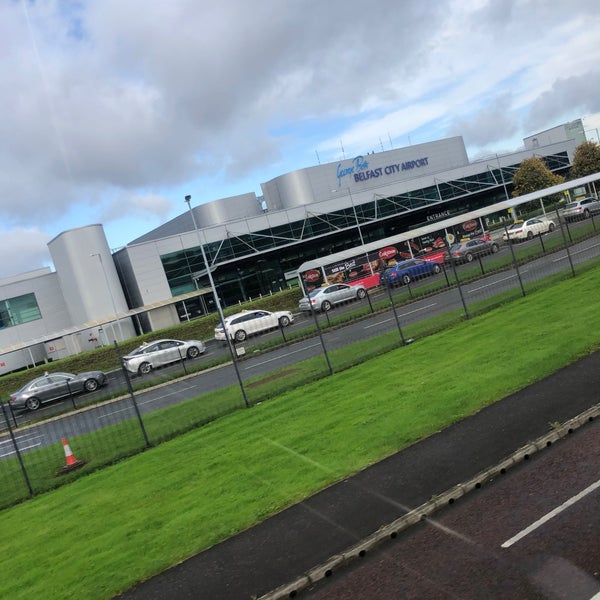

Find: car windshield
<box><xmin>564</xmin><ymin>203</ymin><xmax>578</xmax><ymax>209</ymax></box>
<box><xmin>508</xmin><ymin>223</ymin><xmax>523</xmax><ymax>230</ymax></box>
<box><xmin>449</xmin><ymin>244</ymin><xmax>463</xmax><ymax>251</ymax></box>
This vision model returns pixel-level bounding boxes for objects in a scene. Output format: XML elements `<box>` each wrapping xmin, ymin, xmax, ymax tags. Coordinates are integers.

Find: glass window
<box><xmin>0</xmin><ymin>293</ymin><xmax>41</xmax><ymax>329</ymax></box>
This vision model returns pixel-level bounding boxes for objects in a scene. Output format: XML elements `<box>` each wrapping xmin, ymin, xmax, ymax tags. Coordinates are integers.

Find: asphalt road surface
<box><xmin>305</xmin><ymin>419</ymin><xmax>600</xmax><ymax>600</ymax></box>
<box><xmin>115</xmin><ymin>350</ymin><xmax>600</xmax><ymax>600</ymax></box>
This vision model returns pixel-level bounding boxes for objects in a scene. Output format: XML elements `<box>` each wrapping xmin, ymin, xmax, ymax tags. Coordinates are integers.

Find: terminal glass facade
<box><xmin>160</xmin><ymin>151</ymin><xmax>570</xmax><ymax>307</ymax></box>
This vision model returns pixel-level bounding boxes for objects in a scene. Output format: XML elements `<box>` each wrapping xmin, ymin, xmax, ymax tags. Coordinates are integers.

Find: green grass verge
<box><xmin>0</xmin><ymin>265</ymin><xmax>599</xmax><ymax>599</ymax></box>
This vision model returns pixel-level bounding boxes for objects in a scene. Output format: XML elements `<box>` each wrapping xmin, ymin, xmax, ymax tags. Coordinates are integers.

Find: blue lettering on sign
<box><xmin>337</xmin><ymin>155</ymin><xmax>429</xmax><ymax>186</ymax></box>
<box><xmin>336</xmin><ymin>155</ymin><xmax>370</xmax><ymax>186</ymax></box>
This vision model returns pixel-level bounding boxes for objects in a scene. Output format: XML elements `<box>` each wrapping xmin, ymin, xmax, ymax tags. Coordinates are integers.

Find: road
<box><xmin>1</xmin><ymin>226</ymin><xmax>599</xmax><ymax>457</ymax></box>
<box><xmin>290</xmin><ymin>420</ymin><xmax>600</xmax><ymax>600</ymax></box>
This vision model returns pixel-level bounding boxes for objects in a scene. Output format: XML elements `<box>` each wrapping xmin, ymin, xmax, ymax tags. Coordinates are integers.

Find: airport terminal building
<box><xmin>0</xmin><ymin>120</ymin><xmax>588</xmax><ymax>373</ymax></box>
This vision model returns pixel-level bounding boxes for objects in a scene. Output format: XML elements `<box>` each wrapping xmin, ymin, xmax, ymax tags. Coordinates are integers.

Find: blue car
<box><xmin>379</xmin><ymin>258</ymin><xmax>442</xmax><ymax>286</ymax></box>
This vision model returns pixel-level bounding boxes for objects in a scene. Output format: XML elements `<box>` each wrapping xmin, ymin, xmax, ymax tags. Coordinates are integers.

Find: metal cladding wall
<box><xmin>261</xmin><ymin>137</ymin><xmax>469</xmax><ymax>211</ymax></box>
<box><xmin>191</xmin><ymin>192</ymin><xmax>264</xmax><ymax>228</ymax></box>
<box><xmin>48</xmin><ymin>224</ymin><xmax>130</xmax><ymax>325</ymax></box>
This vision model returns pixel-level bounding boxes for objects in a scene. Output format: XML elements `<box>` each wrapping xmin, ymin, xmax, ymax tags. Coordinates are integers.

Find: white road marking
<box><xmin>363</xmin><ymin>303</ymin><xmax>438</xmax><ymax>329</ymax></box>
<box><xmin>553</xmin><ymin>241</ymin><xmax>600</xmax><ymax>261</ymax></box>
<box><xmin>0</xmin><ymin>433</ymin><xmax>45</xmax><ymax>447</ymax></box>
<box><xmin>0</xmin><ymin>442</ymin><xmax>42</xmax><ymax>457</ymax></box>
<box><xmin>468</xmin><ymin>273</ymin><xmax>520</xmax><ymax>292</ymax></box>
<box><xmin>501</xmin><ymin>479</ymin><xmax>600</xmax><ymax>548</ymax></box>
<box><xmin>245</xmin><ymin>343</ymin><xmax>322</xmax><ymax>369</ymax></box>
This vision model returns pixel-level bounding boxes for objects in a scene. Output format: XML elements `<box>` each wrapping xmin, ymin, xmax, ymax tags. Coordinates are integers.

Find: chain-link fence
<box><xmin>1</xmin><ymin>202</ymin><xmax>599</xmax><ymax>509</ymax></box>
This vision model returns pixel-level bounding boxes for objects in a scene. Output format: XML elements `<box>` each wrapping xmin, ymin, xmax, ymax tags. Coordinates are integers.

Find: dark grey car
<box><xmin>8</xmin><ymin>371</ymin><xmax>107</xmax><ymax>411</ymax></box>
<box><xmin>444</xmin><ymin>238</ymin><xmax>499</xmax><ymax>263</ymax></box>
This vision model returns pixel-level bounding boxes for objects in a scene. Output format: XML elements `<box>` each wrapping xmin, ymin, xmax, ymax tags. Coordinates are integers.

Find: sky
<box><xmin>1</xmin><ymin>0</ymin><xmax>600</xmax><ymax>280</ymax></box>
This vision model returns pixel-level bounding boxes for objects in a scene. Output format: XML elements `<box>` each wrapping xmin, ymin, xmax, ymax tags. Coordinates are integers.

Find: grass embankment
<box><xmin>1</xmin><ymin>266</ymin><xmax>600</xmax><ymax>600</ymax></box>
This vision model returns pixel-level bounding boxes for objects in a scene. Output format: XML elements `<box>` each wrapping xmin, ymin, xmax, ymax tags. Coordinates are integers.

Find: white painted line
<box><xmin>0</xmin><ymin>442</ymin><xmax>42</xmax><ymax>458</ymax></box>
<box><xmin>363</xmin><ymin>303</ymin><xmax>437</xmax><ymax>329</ymax></box>
<box><xmin>501</xmin><ymin>479</ymin><xmax>600</xmax><ymax>548</ymax></box>
<box><xmin>468</xmin><ymin>273</ymin><xmax>518</xmax><ymax>292</ymax></box>
<box><xmin>0</xmin><ymin>433</ymin><xmax>45</xmax><ymax>447</ymax></box>
<box><xmin>553</xmin><ymin>241</ymin><xmax>600</xmax><ymax>261</ymax></box>
<box><xmin>245</xmin><ymin>343</ymin><xmax>321</xmax><ymax>369</ymax></box>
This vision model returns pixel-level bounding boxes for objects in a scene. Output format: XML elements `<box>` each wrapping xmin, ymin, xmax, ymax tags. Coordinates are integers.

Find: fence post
<box><xmin>501</xmin><ymin>217</ymin><xmax>526</xmax><ymax>297</ymax></box>
<box><xmin>114</xmin><ymin>341</ymin><xmax>151</xmax><ymax>448</ymax></box>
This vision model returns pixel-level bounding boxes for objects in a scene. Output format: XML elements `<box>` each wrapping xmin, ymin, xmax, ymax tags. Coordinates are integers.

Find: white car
<box><xmin>502</xmin><ymin>217</ymin><xmax>556</xmax><ymax>242</ymax></box>
<box><xmin>122</xmin><ymin>338</ymin><xmax>206</xmax><ymax>375</ymax></box>
<box><xmin>214</xmin><ymin>309</ymin><xmax>294</xmax><ymax>342</ymax></box>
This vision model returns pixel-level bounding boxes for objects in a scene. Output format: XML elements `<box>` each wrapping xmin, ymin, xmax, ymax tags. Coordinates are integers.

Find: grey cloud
<box><xmin>525</xmin><ymin>69</ymin><xmax>600</xmax><ymax>132</ymax></box>
<box><xmin>446</xmin><ymin>94</ymin><xmax>520</xmax><ymax>148</ymax></box>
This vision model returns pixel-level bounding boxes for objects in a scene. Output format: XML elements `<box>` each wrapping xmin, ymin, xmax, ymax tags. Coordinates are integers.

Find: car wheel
<box><xmin>26</xmin><ymin>397</ymin><xmax>41</xmax><ymax>411</ymax></box>
<box><xmin>465</xmin><ymin>253</ymin><xmax>474</xmax><ymax>262</ymax></box>
<box><xmin>401</xmin><ymin>274</ymin><xmax>411</xmax><ymax>285</ymax></box>
<box><xmin>234</xmin><ymin>329</ymin><xmax>247</xmax><ymax>342</ymax></box>
<box><xmin>526</xmin><ymin>231</ymin><xmax>534</xmax><ymax>240</ymax></box>
<box><xmin>432</xmin><ymin>264</ymin><xmax>441</xmax><ymax>274</ymax></box>
<box><xmin>491</xmin><ymin>243</ymin><xmax>499</xmax><ymax>253</ymax></box>
<box><xmin>84</xmin><ymin>378</ymin><xmax>99</xmax><ymax>392</ymax></box>
<box><xmin>278</xmin><ymin>315</ymin><xmax>290</xmax><ymax>327</ymax></box>
<box><xmin>321</xmin><ymin>300</ymin><xmax>332</xmax><ymax>312</ymax></box>
<box><xmin>186</xmin><ymin>346</ymin><xmax>201</xmax><ymax>359</ymax></box>
<box><xmin>356</xmin><ymin>288</ymin><xmax>367</xmax><ymax>299</ymax></box>
<box><xmin>138</xmin><ymin>362</ymin><xmax>152</xmax><ymax>375</ymax></box>
<box><xmin>548</xmin><ymin>222</ymin><xmax>556</xmax><ymax>232</ymax></box>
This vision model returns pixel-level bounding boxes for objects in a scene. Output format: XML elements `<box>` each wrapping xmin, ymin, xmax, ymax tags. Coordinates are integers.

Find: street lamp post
<box><xmin>90</xmin><ymin>252</ymin><xmax>125</xmax><ymax>342</ymax></box>
<box><xmin>184</xmin><ymin>195</ymin><xmax>249</xmax><ymax>407</ymax></box>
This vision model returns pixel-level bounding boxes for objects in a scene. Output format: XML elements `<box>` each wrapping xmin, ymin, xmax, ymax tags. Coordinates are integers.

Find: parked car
<box><xmin>379</xmin><ymin>258</ymin><xmax>442</xmax><ymax>286</ymax></box>
<box><xmin>122</xmin><ymin>338</ymin><xmax>206</xmax><ymax>375</ymax></box>
<box><xmin>8</xmin><ymin>371</ymin><xmax>108</xmax><ymax>411</ymax></box>
<box><xmin>444</xmin><ymin>238</ymin><xmax>500</xmax><ymax>264</ymax></box>
<box><xmin>502</xmin><ymin>217</ymin><xmax>556</xmax><ymax>242</ymax></box>
<box><xmin>214</xmin><ymin>309</ymin><xmax>294</xmax><ymax>342</ymax></box>
<box><xmin>561</xmin><ymin>197</ymin><xmax>600</xmax><ymax>222</ymax></box>
<box><xmin>299</xmin><ymin>283</ymin><xmax>367</xmax><ymax>312</ymax></box>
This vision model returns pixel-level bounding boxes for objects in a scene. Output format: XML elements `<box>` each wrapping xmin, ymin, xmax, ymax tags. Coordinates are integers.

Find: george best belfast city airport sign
<box><xmin>336</xmin><ymin>154</ymin><xmax>429</xmax><ymax>186</ymax></box>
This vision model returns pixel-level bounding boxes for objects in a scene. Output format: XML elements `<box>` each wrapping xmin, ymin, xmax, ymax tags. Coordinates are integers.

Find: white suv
<box><xmin>214</xmin><ymin>309</ymin><xmax>294</xmax><ymax>342</ymax></box>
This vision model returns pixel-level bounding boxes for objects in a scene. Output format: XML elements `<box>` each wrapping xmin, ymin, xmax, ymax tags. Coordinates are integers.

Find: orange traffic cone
<box><xmin>58</xmin><ymin>437</ymin><xmax>84</xmax><ymax>474</ymax></box>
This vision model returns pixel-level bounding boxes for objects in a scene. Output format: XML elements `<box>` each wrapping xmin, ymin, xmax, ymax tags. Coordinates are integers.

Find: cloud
<box><xmin>0</xmin><ymin>229</ymin><xmax>53</xmax><ymax>279</ymax></box>
<box><xmin>0</xmin><ymin>0</ymin><xmax>599</xmax><ymax>279</ymax></box>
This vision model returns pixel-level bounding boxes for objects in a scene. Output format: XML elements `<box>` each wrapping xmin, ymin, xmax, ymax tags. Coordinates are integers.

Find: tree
<box><xmin>569</xmin><ymin>140</ymin><xmax>600</xmax><ymax>179</ymax></box>
<box><xmin>512</xmin><ymin>157</ymin><xmax>565</xmax><ymax>197</ymax></box>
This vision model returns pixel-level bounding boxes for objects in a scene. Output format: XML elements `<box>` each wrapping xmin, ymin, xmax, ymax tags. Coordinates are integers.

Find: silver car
<box><xmin>299</xmin><ymin>283</ymin><xmax>367</xmax><ymax>312</ymax></box>
<box><xmin>122</xmin><ymin>338</ymin><xmax>206</xmax><ymax>375</ymax></box>
<box><xmin>8</xmin><ymin>371</ymin><xmax>107</xmax><ymax>411</ymax></box>
<box><xmin>562</xmin><ymin>197</ymin><xmax>600</xmax><ymax>222</ymax></box>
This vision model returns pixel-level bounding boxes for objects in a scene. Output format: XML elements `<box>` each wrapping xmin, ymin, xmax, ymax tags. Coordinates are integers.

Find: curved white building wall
<box><xmin>193</xmin><ymin>192</ymin><xmax>264</xmax><ymax>228</ymax></box>
<box><xmin>48</xmin><ymin>224</ymin><xmax>130</xmax><ymax>327</ymax></box>
<box><xmin>262</xmin><ymin>137</ymin><xmax>470</xmax><ymax>211</ymax></box>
